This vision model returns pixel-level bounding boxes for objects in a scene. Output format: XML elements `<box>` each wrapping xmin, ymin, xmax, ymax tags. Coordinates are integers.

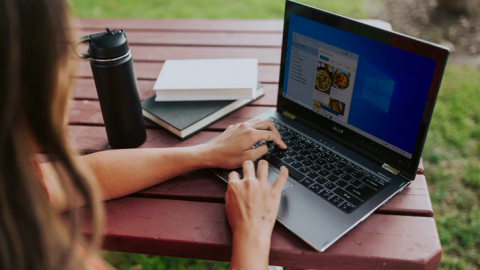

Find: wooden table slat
<box><xmin>68</xmin><ymin>125</ymin><xmax>220</xmax><ymax>153</ymax></box>
<box><xmin>74</xmin><ymin>61</ymin><xmax>281</xmax><ymax>107</ymax></box>
<box><xmin>76</xmin><ymin>18</ymin><xmax>284</xmax><ymax>33</ymax></box>
<box><xmin>86</xmin><ymin>197</ymin><xmax>441</xmax><ymax>270</ymax></box>
<box><xmin>69</xmin><ymin>100</ymin><xmax>274</xmax><ymax>129</ymax></box>
<box><xmin>70</xmin><ymin>124</ymin><xmax>430</xmax><ymax>216</ymax></box>
<box><xmin>75</xmin><ymin>61</ymin><xmax>281</xmax><ymax>82</ymax></box>
<box><xmin>75</xmin><ymin>30</ymin><xmax>283</xmax><ymax>47</ymax></box>
<box><xmin>133</xmin><ymin>170</ymin><xmax>433</xmax><ymax>217</ymax></box>
<box><xmin>72</xmin><ymin>79</ymin><xmax>278</xmax><ymax>106</ymax></box>
<box><xmin>118</xmin><ymin>45</ymin><xmax>281</xmax><ymax>64</ymax></box>
<box><xmin>69</xmin><ymin>101</ymin><xmax>425</xmax><ymax>174</ymax></box>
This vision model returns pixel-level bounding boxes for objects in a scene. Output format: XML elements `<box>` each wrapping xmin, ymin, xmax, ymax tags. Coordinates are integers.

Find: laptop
<box><xmin>212</xmin><ymin>0</ymin><xmax>449</xmax><ymax>252</ymax></box>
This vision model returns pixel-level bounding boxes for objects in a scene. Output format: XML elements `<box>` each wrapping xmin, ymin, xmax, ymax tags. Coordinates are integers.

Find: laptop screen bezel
<box><xmin>277</xmin><ymin>0</ymin><xmax>449</xmax><ymax>180</ymax></box>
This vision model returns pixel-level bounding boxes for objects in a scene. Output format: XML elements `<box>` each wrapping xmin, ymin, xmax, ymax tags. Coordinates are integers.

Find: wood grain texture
<box><xmin>67</xmin><ymin>99</ymin><xmax>425</xmax><ymax>173</ymax></box>
<box><xmin>72</xmin><ymin>78</ymin><xmax>278</xmax><ymax>106</ymax></box>
<box><xmin>75</xmin><ymin>18</ymin><xmax>284</xmax><ymax>33</ymax></box>
<box><xmin>76</xmin><ymin>30</ymin><xmax>282</xmax><ymax>47</ymax></box>
<box><xmin>75</xmin><ymin>61</ymin><xmax>281</xmax><ymax>82</ymax></box>
<box><xmin>132</xmin><ymin>170</ymin><xmax>433</xmax><ymax>217</ymax></box>
<box><xmin>133</xmin><ymin>45</ymin><xmax>281</xmax><ymax>64</ymax></box>
<box><xmin>68</xmin><ymin>99</ymin><xmax>274</xmax><ymax>129</ymax></box>
<box><xmin>67</xmin><ymin>120</ymin><xmax>432</xmax><ymax>216</ymax></box>
<box><xmin>74</xmin><ymin>45</ymin><xmax>282</xmax><ymax>64</ymax></box>
<box><xmin>67</xmin><ymin>125</ymin><xmax>220</xmax><ymax>153</ymax></box>
<box><xmin>83</xmin><ymin>197</ymin><xmax>441</xmax><ymax>270</ymax></box>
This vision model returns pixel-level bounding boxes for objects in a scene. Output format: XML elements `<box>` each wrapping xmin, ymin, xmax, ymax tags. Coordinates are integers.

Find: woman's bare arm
<box><xmin>40</xmin><ymin>120</ymin><xmax>286</xmax><ymax>211</ymax></box>
<box><xmin>40</xmin><ymin>145</ymin><xmax>213</xmax><ymax>211</ymax></box>
<box><xmin>82</xmin><ymin>145</ymin><xmax>213</xmax><ymax>200</ymax></box>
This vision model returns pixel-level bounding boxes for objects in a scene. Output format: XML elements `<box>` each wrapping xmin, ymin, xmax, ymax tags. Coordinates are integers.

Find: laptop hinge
<box><xmin>382</xmin><ymin>163</ymin><xmax>400</xmax><ymax>175</ymax></box>
<box><xmin>282</xmin><ymin>111</ymin><xmax>296</xmax><ymax>120</ymax></box>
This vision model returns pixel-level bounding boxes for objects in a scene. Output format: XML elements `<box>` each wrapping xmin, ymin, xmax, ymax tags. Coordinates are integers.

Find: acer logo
<box><xmin>332</xmin><ymin>126</ymin><xmax>344</xmax><ymax>134</ymax></box>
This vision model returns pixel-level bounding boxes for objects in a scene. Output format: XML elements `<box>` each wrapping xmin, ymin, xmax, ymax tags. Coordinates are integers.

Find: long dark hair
<box><xmin>0</xmin><ymin>0</ymin><xmax>104</xmax><ymax>269</ymax></box>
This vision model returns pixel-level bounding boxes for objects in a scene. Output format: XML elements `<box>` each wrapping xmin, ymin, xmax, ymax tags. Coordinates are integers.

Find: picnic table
<box><xmin>72</xmin><ymin>18</ymin><xmax>441</xmax><ymax>269</ymax></box>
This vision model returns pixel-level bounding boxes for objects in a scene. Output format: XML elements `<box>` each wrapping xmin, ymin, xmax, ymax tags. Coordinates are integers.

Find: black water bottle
<box><xmin>76</xmin><ymin>27</ymin><xmax>146</xmax><ymax>149</ymax></box>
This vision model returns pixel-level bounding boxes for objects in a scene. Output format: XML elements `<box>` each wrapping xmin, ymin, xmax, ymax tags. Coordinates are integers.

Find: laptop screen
<box><xmin>281</xmin><ymin>14</ymin><xmax>437</xmax><ymax>159</ymax></box>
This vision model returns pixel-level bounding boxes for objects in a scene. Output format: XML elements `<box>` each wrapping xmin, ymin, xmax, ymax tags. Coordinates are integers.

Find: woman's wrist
<box><xmin>231</xmin><ymin>228</ymin><xmax>272</xmax><ymax>270</ymax></box>
<box><xmin>233</xmin><ymin>227</ymin><xmax>272</xmax><ymax>249</ymax></box>
<box><xmin>192</xmin><ymin>143</ymin><xmax>216</xmax><ymax>168</ymax></box>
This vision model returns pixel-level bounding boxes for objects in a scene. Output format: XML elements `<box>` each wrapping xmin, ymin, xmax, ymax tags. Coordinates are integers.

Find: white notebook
<box><xmin>153</xmin><ymin>58</ymin><xmax>258</xmax><ymax>101</ymax></box>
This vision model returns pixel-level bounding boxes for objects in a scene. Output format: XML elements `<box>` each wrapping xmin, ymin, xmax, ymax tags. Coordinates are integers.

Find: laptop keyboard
<box><xmin>261</xmin><ymin>118</ymin><xmax>390</xmax><ymax>214</ymax></box>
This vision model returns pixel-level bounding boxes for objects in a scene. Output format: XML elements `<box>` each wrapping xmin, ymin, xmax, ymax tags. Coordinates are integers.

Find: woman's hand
<box><xmin>226</xmin><ymin>160</ymin><xmax>289</xmax><ymax>270</ymax></box>
<box><xmin>204</xmin><ymin>120</ymin><xmax>287</xmax><ymax>169</ymax></box>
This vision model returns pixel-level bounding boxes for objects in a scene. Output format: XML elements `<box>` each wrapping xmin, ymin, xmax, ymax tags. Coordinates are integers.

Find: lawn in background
<box><xmin>68</xmin><ymin>0</ymin><xmax>368</xmax><ymax>19</ymax></box>
<box><xmin>424</xmin><ymin>66</ymin><xmax>480</xmax><ymax>270</ymax></box>
<box><xmin>69</xmin><ymin>0</ymin><xmax>479</xmax><ymax>269</ymax></box>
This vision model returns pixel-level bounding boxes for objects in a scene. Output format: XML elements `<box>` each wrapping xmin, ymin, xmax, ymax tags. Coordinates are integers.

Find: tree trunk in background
<box><xmin>436</xmin><ymin>0</ymin><xmax>474</xmax><ymax>16</ymax></box>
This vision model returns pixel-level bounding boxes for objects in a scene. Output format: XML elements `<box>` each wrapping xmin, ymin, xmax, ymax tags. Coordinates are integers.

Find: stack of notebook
<box><xmin>142</xmin><ymin>58</ymin><xmax>264</xmax><ymax>139</ymax></box>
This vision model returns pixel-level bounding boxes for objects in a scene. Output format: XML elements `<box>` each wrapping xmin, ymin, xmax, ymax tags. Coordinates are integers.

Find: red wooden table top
<box><xmin>73</xmin><ymin>18</ymin><xmax>440</xmax><ymax>269</ymax></box>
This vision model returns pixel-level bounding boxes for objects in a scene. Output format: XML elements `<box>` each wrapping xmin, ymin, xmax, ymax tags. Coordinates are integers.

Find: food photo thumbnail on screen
<box><xmin>312</xmin><ymin>42</ymin><xmax>358</xmax><ymax>122</ymax></box>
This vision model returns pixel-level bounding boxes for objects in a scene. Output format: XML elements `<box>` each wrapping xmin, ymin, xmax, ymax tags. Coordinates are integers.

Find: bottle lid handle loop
<box><xmin>74</xmin><ymin>35</ymin><xmax>92</xmax><ymax>59</ymax></box>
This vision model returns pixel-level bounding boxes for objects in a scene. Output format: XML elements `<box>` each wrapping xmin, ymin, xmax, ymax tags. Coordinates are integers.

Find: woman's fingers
<box><xmin>272</xmin><ymin>166</ymin><xmax>289</xmax><ymax>192</ymax></box>
<box><xmin>254</xmin><ymin>130</ymin><xmax>287</xmax><ymax>149</ymax></box>
<box><xmin>228</xmin><ymin>171</ymin><xmax>240</xmax><ymax>182</ymax></box>
<box><xmin>239</xmin><ymin>120</ymin><xmax>287</xmax><ymax>149</ymax></box>
<box><xmin>250</xmin><ymin>119</ymin><xmax>278</xmax><ymax>132</ymax></box>
<box><xmin>244</xmin><ymin>144</ymin><xmax>268</xmax><ymax>161</ymax></box>
<box><xmin>257</xmin><ymin>160</ymin><xmax>269</xmax><ymax>182</ymax></box>
<box><xmin>252</xmin><ymin>120</ymin><xmax>282</xmax><ymax>138</ymax></box>
<box><xmin>251</xmin><ymin>120</ymin><xmax>282</xmax><ymax>138</ymax></box>
<box><xmin>242</xmin><ymin>160</ymin><xmax>256</xmax><ymax>179</ymax></box>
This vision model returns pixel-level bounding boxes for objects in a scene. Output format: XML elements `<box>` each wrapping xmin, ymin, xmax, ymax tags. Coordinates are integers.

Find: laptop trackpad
<box><xmin>267</xmin><ymin>168</ymin><xmax>294</xmax><ymax>193</ymax></box>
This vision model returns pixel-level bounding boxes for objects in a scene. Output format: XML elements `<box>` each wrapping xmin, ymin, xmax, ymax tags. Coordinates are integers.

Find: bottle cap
<box><xmin>75</xmin><ymin>27</ymin><xmax>130</xmax><ymax>60</ymax></box>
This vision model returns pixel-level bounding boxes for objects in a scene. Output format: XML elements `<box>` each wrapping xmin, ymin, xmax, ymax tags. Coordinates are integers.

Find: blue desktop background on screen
<box><xmin>283</xmin><ymin>14</ymin><xmax>437</xmax><ymax>154</ymax></box>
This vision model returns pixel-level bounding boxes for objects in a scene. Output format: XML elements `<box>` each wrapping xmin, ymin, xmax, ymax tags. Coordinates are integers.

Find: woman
<box><xmin>0</xmin><ymin>0</ymin><xmax>289</xmax><ymax>269</ymax></box>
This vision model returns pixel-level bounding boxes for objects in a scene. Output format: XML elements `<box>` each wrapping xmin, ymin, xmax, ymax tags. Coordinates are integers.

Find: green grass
<box><xmin>68</xmin><ymin>0</ymin><xmax>368</xmax><ymax>19</ymax></box>
<box><xmin>101</xmin><ymin>252</ymin><xmax>229</xmax><ymax>270</ymax></box>
<box><xmin>423</xmin><ymin>65</ymin><xmax>480</xmax><ymax>270</ymax></box>
<box><xmin>69</xmin><ymin>1</ymin><xmax>480</xmax><ymax>269</ymax></box>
